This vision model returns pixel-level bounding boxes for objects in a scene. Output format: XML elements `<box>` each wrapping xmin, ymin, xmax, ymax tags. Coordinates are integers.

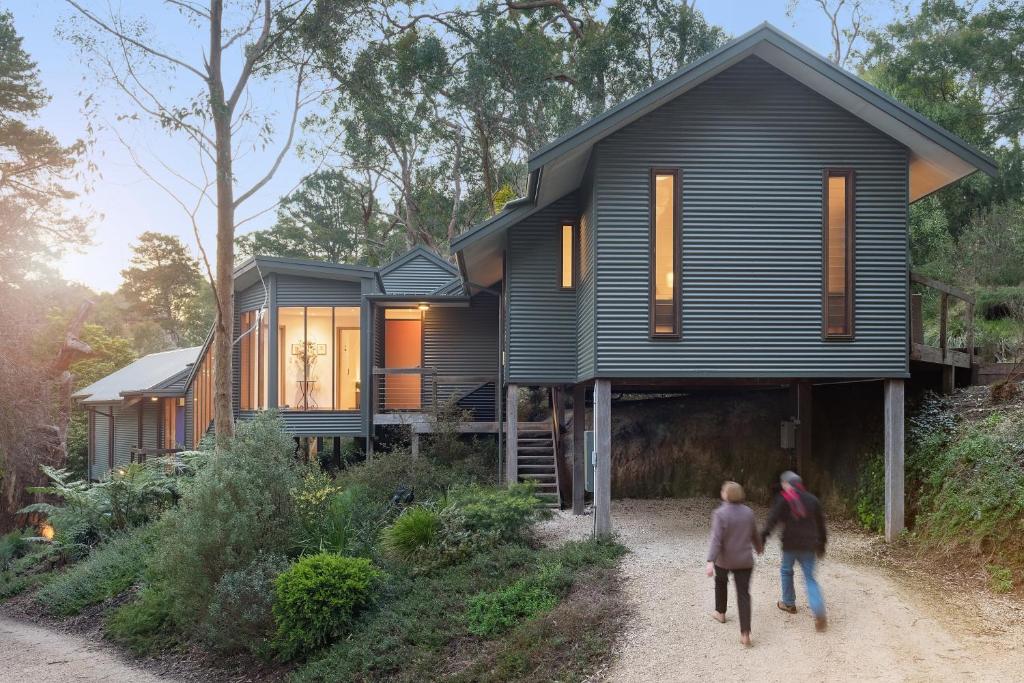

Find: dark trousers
<box><xmin>714</xmin><ymin>565</ymin><xmax>752</xmax><ymax>633</ymax></box>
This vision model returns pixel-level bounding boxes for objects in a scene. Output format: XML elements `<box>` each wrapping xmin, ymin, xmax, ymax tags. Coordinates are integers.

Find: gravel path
<box><xmin>539</xmin><ymin>498</ymin><xmax>1024</xmax><ymax>683</ymax></box>
<box><xmin>0</xmin><ymin>616</ymin><xmax>172</xmax><ymax>682</ymax></box>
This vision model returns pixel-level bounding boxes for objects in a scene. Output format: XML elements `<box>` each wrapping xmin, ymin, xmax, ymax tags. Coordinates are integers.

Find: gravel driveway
<box><xmin>539</xmin><ymin>498</ymin><xmax>1023</xmax><ymax>683</ymax></box>
<box><xmin>0</xmin><ymin>616</ymin><xmax>171</xmax><ymax>682</ymax></box>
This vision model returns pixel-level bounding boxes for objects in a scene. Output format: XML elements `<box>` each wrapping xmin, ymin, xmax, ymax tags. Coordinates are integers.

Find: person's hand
<box><xmin>706</xmin><ymin>561</ymin><xmax>714</xmax><ymax>577</ymax></box>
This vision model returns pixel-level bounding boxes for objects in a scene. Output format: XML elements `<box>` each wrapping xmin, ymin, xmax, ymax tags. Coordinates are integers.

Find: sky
<box><xmin>12</xmin><ymin>0</ymin><xmax>914</xmax><ymax>293</ymax></box>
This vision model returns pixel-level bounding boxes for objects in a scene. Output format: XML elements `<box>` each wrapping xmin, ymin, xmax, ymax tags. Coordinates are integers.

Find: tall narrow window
<box><xmin>560</xmin><ymin>223</ymin><xmax>575</xmax><ymax>289</ymax></box>
<box><xmin>823</xmin><ymin>169</ymin><xmax>855</xmax><ymax>338</ymax></box>
<box><xmin>650</xmin><ymin>169</ymin><xmax>681</xmax><ymax>337</ymax></box>
<box><xmin>239</xmin><ymin>310</ymin><xmax>267</xmax><ymax>410</ymax></box>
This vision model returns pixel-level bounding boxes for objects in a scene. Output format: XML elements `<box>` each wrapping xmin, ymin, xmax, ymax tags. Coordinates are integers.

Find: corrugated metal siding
<box><xmin>577</xmin><ymin>175</ymin><xmax>597</xmax><ymax>381</ymax></box>
<box><xmin>237</xmin><ymin>410</ymin><xmax>361</xmax><ymax>436</ymax></box>
<box><xmin>238</xmin><ymin>282</ymin><xmax>267</xmax><ymax>311</ymax></box>
<box><xmin>591</xmin><ymin>56</ymin><xmax>908</xmax><ymax>378</ymax></box>
<box><xmin>422</xmin><ymin>293</ymin><xmax>500</xmax><ymax>414</ymax></box>
<box><xmin>185</xmin><ymin>384</ymin><xmax>194</xmax><ymax>448</ymax></box>
<box><xmin>276</xmin><ymin>275</ymin><xmax>363</xmax><ymax>307</ymax></box>
<box><xmin>142</xmin><ymin>401</ymin><xmax>160</xmax><ymax>449</ymax></box>
<box><xmin>113</xmin><ymin>405</ymin><xmax>137</xmax><ymax>469</ymax></box>
<box><xmin>92</xmin><ymin>407</ymin><xmax>112</xmax><ymax>480</ymax></box>
<box><xmin>507</xmin><ymin>193</ymin><xmax>580</xmax><ymax>384</ymax></box>
<box><xmin>381</xmin><ymin>254</ymin><xmax>456</xmax><ymax>294</ymax></box>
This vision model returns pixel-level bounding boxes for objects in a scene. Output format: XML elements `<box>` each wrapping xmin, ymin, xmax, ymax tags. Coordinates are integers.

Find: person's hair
<box><xmin>722</xmin><ymin>481</ymin><xmax>744</xmax><ymax>503</ymax></box>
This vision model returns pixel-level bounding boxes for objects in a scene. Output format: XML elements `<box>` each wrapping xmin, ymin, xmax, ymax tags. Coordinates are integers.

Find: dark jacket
<box><xmin>707</xmin><ymin>502</ymin><xmax>763</xmax><ymax>570</ymax></box>
<box><xmin>762</xmin><ymin>489</ymin><xmax>827</xmax><ymax>554</ymax></box>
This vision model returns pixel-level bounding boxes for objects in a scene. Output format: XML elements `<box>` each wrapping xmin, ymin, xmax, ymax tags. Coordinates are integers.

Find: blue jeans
<box><xmin>781</xmin><ymin>550</ymin><xmax>826</xmax><ymax>618</ymax></box>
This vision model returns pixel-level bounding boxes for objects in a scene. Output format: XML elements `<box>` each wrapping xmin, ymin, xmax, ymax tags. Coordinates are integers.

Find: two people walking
<box><xmin>705</xmin><ymin>471</ymin><xmax>828</xmax><ymax>647</ymax></box>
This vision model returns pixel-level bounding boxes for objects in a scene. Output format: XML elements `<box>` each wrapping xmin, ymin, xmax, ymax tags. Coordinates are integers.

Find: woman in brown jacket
<box><xmin>706</xmin><ymin>481</ymin><xmax>763</xmax><ymax>646</ymax></box>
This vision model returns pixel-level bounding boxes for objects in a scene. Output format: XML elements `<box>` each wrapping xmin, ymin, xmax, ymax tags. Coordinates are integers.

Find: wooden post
<box><xmin>594</xmin><ymin>379</ymin><xmax>611</xmax><ymax>536</ymax></box>
<box><xmin>572</xmin><ymin>383</ymin><xmax>586</xmax><ymax>515</ymax></box>
<box><xmin>506</xmin><ymin>384</ymin><xmax>518</xmax><ymax>487</ymax></box>
<box><xmin>938</xmin><ymin>291</ymin><xmax>949</xmax><ymax>359</ymax></box>
<box><xmin>910</xmin><ymin>293</ymin><xmax>924</xmax><ymax>346</ymax></box>
<box><xmin>965</xmin><ymin>301</ymin><xmax>975</xmax><ymax>361</ymax></box>
<box><xmin>366</xmin><ymin>432</ymin><xmax>374</xmax><ymax>462</ymax></box>
<box><xmin>410</xmin><ymin>432</ymin><xmax>419</xmax><ymax>459</ymax></box>
<box><xmin>884</xmin><ymin>379</ymin><xmax>905</xmax><ymax>542</ymax></box>
<box><xmin>796</xmin><ymin>382</ymin><xmax>812</xmax><ymax>473</ymax></box>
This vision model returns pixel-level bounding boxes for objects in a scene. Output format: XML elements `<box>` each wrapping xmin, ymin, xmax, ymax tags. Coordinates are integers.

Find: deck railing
<box><xmin>909</xmin><ymin>272</ymin><xmax>975</xmax><ymax>368</ymax></box>
<box><xmin>373</xmin><ymin>367</ymin><xmax>497</xmax><ymax>420</ymax></box>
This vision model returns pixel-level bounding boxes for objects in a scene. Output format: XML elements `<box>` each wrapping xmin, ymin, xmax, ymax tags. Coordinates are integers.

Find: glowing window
<box><xmin>651</xmin><ymin>170</ymin><xmax>680</xmax><ymax>337</ymax></box>
<box><xmin>560</xmin><ymin>223</ymin><xmax>575</xmax><ymax>289</ymax></box>
<box><xmin>824</xmin><ymin>169</ymin><xmax>855</xmax><ymax>338</ymax></box>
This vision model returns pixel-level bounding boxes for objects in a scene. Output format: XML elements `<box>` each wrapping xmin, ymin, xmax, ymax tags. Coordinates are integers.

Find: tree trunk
<box><xmin>209</xmin><ymin>0</ymin><xmax>235</xmax><ymax>445</ymax></box>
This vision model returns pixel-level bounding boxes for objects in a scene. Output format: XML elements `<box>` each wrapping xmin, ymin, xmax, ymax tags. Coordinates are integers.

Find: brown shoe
<box><xmin>777</xmin><ymin>601</ymin><xmax>797</xmax><ymax>614</ymax></box>
<box><xmin>711</xmin><ymin>611</ymin><xmax>726</xmax><ymax>623</ymax></box>
<box><xmin>740</xmin><ymin>632</ymin><xmax>752</xmax><ymax>647</ymax></box>
<box><xmin>815</xmin><ymin>616</ymin><xmax>828</xmax><ymax>632</ymax></box>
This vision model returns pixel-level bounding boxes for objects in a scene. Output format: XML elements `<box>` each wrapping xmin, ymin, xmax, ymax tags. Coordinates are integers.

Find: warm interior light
<box><xmin>150</xmin><ymin>396</ymin><xmax>159</xmax><ymax>402</ymax></box>
<box><xmin>40</xmin><ymin>523</ymin><xmax>54</xmax><ymax>541</ymax></box>
<box><xmin>418</xmin><ymin>303</ymin><xmax>430</xmax><ymax>311</ymax></box>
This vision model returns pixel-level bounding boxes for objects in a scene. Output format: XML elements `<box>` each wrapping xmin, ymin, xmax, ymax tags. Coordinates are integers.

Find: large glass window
<box><xmin>651</xmin><ymin>169</ymin><xmax>680</xmax><ymax>337</ymax></box>
<box><xmin>277</xmin><ymin>306</ymin><xmax>361</xmax><ymax>410</ymax></box>
<box><xmin>239</xmin><ymin>310</ymin><xmax>268</xmax><ymax>410</ymax></box>
<box><xmin>824</xmin><ymin>169</ymin><xmax>855</xmax><ymax>338</ymax></box>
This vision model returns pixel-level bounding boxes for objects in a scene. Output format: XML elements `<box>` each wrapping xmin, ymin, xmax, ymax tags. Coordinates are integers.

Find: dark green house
<box><xmin>82</xmin><ymin>24</ymin><xmax>994</xmax><ymax>540</ymax></box>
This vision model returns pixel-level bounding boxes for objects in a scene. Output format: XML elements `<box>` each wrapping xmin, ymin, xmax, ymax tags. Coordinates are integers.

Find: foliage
<box><xmin>147</xmin><ymin>414</ymin><xmax>304</xmax><ymax>631</ymax></box>
<box><xmin>957</xmin><ymin>201</ymin><xmax>1024</xmax><ymax>287</ymax></box>
<box><xmin>19</xmin><ymin>463</ymin><xmax>178</xmax><ymax>547</ymax></box>
<box><xmin>119</xmin><ymin>232</ymin><xmax>209</xmax><ymax>346</ymax></box>
<box><xmin>444</xmin><ymin>482</ymin><xmax>544</xmax><ymax>545</ymax></box>
<box><xmin>236</xmin><ymin>170</ymin><xmax>399</xmax><ymax>266</ymax></box>
<box><xmin>381</xmin><ymin>506</ymin><xmax>442</xmax><ymax>561</ymax></box>
<box><xmin>105</xmin><ymin>584</ymin><xmax>179</xmax><ymax>654</ymax></box>
<box><xmin>855</xmin><ymin>454</ymin><xmax>885</xmax><ymax>533</ymax></box>
<box><xmin>292</xmin><ymin>537</ymin><xmax>625</xmax><ymax>683</ymax></box>
<box><xmin>0</xmin><ymin>9</ymin><xmax>87</xmax><ymax>286</ymax></box>
<box><xmin>34</xmin><ymin>527</ymin><xmax>153</xmax><ymax>616</ymax></box>
<box><xmin>466</xmin><ymin>562</ymin><xmax>567</xmax><ymax>637</ymax></box>
<box><xmin>334</xmin><ymin>448</ymin><xmax>488</xmax><ymax>505</ymax></box>
<box><xmin>203</xmin><ymin>552</ymin><xmax>291</xmax><ymax>657</ymax></box>
<box><xmin>272</xmin><ymin>553</ymin><xmax>381</xmax><ymax>659</ymax></box>
<box><xmin>0</xmin><ymin>530</ymin><xmax>29</xmax><ymax>570</ymax></box>
<box><xmin>986</xmin><ymin>564</ymin><xmax>1013</xmax><ymax>594</ymax></box>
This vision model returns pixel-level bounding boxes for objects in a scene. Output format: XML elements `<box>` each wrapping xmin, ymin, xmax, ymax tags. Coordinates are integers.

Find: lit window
<box><xmin>824</xmin><ymin>169</ymin><xmax>854</xmax><ymax>338</ymax></box>
<box><xmin>277</xmin><ymin>306</ymin><xmax>361</xmax><ymax>410</ymax></box>
<box><xmin>239</xmin><ymin>310</ymin><xmax>268</xmax><ymax>410</ymax></box>
<box><xmin>651</xmin><ymin>170</ymin><xmax>680</xmax><ymax>337</ymax></box>
<box><xmin>560</xmin><ymin>223</ymin><xmax>575</xmax><ymax>289</ymax></box>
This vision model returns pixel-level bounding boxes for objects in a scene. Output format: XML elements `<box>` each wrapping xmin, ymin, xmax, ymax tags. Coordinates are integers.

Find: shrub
<box><xmin>986</xmin><ymin>564</ymin><xmax>1014</xmax><ymax>593</ymax></box>
<box><xmin>382</xmin><ymin>506</ymin><xmax>441</xmax><ymax>561</ymax></box>
<box><xmin>35</xmin><ymin>527</ymin><xmax>153</xmax><ymax>616</ymax></box>
<box><xmin>148</xmin><ymin>414</ymin><xmax>305</xmax><ymax>631</ymax></box>
<box><xmin>20</xmin><ymin>463</ymin><xmax>179</xmax><ymax>548</ymax></box>
<box><xmin>296</xmin><ymin>476</ymin><xmax>390</xmax><ymax>557</ymax></box>
<box><xmin>335</xmin><ymin>450</ymin><xmax>480</xmax><ymax>504</ymax></box>
<box><xmin>0</xmin><ymin>530</ymin><xmax>29</xmax><ymax>570</ymax></box>
<box><xmin>203</xmin><ymin>552</ymin><xmax>291</xmax><ymax>656</ymax></box>
<box><xmin>273</xmin><ymin>553</ymin><xmax>381</xmax><ymax>659</ymax></box>
<box><xmin>855</xmin><ymin>453</ymin><xmax>885</xmax><ymax>532</ymax></box>
<box><xmin>446</xmin><ymin>483</ymin><xmax>544</xmax><ymax>544</ymax></box>
<box><xmin>106</xmin><ymin>585</ymin><xmax>178</xmax><ymax>654</ymax></box>
<box><xmin>465</xmin><ymin>562</ymin><xmax>569</xmax><ymax>637</ymax></box>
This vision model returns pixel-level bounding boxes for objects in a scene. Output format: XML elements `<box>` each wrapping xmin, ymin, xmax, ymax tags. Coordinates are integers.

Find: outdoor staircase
<box><xmin>516</xmin><ymin>421</ymin><xmax>560</xmax><ymax>508</ymax></box>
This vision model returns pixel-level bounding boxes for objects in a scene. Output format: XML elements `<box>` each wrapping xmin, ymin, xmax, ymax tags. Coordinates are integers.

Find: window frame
<box><xmin>649</xmin><ymin>168</ymin><xmax>682</xmax><ymax>339</ymax></box>
<box><xmin>821</xmin><ymin>168</ymin><xmax>856</xmax><ymax>341</ymax></box>
<box><xmin>558</xmin><ymin>220</ymin><xmax>578</xmax><ymax>290</ymax></box>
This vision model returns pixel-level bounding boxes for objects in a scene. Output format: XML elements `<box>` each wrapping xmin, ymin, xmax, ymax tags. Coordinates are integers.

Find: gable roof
<box><xmin>73</xmin><ymin>346</ymin><xmax>202</xmax><ymax>404</ymax></box>
<box><xmin>451</xmin><ymin>21</ymin><xmax>996</xmax><ymax>261</ymax></box>
<box><xmin>378</xmin><ymin>245</ymin><xmax>460</xmax><ymax>295</ymax></box>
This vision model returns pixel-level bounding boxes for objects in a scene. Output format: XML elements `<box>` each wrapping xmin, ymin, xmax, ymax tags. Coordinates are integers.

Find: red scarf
<box><xmin>782</xmin><ymin>483</ymin><xmax>807</xmax><ymax>519</ymax></box>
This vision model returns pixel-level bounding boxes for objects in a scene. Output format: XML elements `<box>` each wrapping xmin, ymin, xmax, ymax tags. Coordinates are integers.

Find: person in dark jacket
<box><xmin>761</xmin><ymin>471</ymin><xmax>828</xmax><ymax>631</ymax></box>
<box><xmin>706</xmin><ymin>481</ymin><xmax>763</xmax><ymax>646</ymax></box>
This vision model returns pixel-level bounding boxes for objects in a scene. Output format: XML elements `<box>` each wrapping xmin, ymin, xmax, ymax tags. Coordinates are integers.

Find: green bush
<box><xmin>148</xmin><ymin>414</ymin><xmax>305</xmax><ymax>632</ymax></box>
<box><xmin>382</xmin><ymin>506</ymin><xmax>441</xmax><ymax>561</ymax></box>
<box><xmin>106</xmin><ymin>585</ymin><xmax>179</xmax><ymax>654</ymax></box>
<box><xmin>855</xmin><ymin>453</ymin><xmax>885</xmax><ymax>532</ymax></box>
<box><xmin>986</xmin><ymin>564</ymin><xmax>1014</xmax><ymax>593</ymax></box>
<box><xmin>273</xmin><ymin>553</ymin><xmax>381</xmax><ymax>659</ymax></box>
<box><xmin>35</xmin><ymin>527</ymin><xmax>153</xmax><ymax>616</ymax></box>
<box><xmin>0</xmin><ymin>530</ymin><xmax>29</xmax><ymax>570</ymax></box>
<box><xmin>446</xmin><ymin>482</ymin><xmax>544</xmax><ymax>544</ymax></box>
<box><xmin>335</xmin><ymin>449</ymin><xmax>490</xmax><ymax>505</ymax></box>
<box><xmin>297</xmin><ymin>476</ymin><xmax>390</xmax><ymax>557</ymax></box>
<box><xmin>202</xmin><ymin>552</ymin><xmax>291</xmax><ymax>656</ymax></box>
<box><xmin>465</xmin><ymin>562</ymin><xmax>569</xmax><ymax>637</ymax></box>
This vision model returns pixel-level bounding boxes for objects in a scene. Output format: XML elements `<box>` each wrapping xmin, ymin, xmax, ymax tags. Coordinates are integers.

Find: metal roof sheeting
<box><xmin>73</xmin><ymin>346</ymin><xmax>201</xmax><ymax>403</ymax></box>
